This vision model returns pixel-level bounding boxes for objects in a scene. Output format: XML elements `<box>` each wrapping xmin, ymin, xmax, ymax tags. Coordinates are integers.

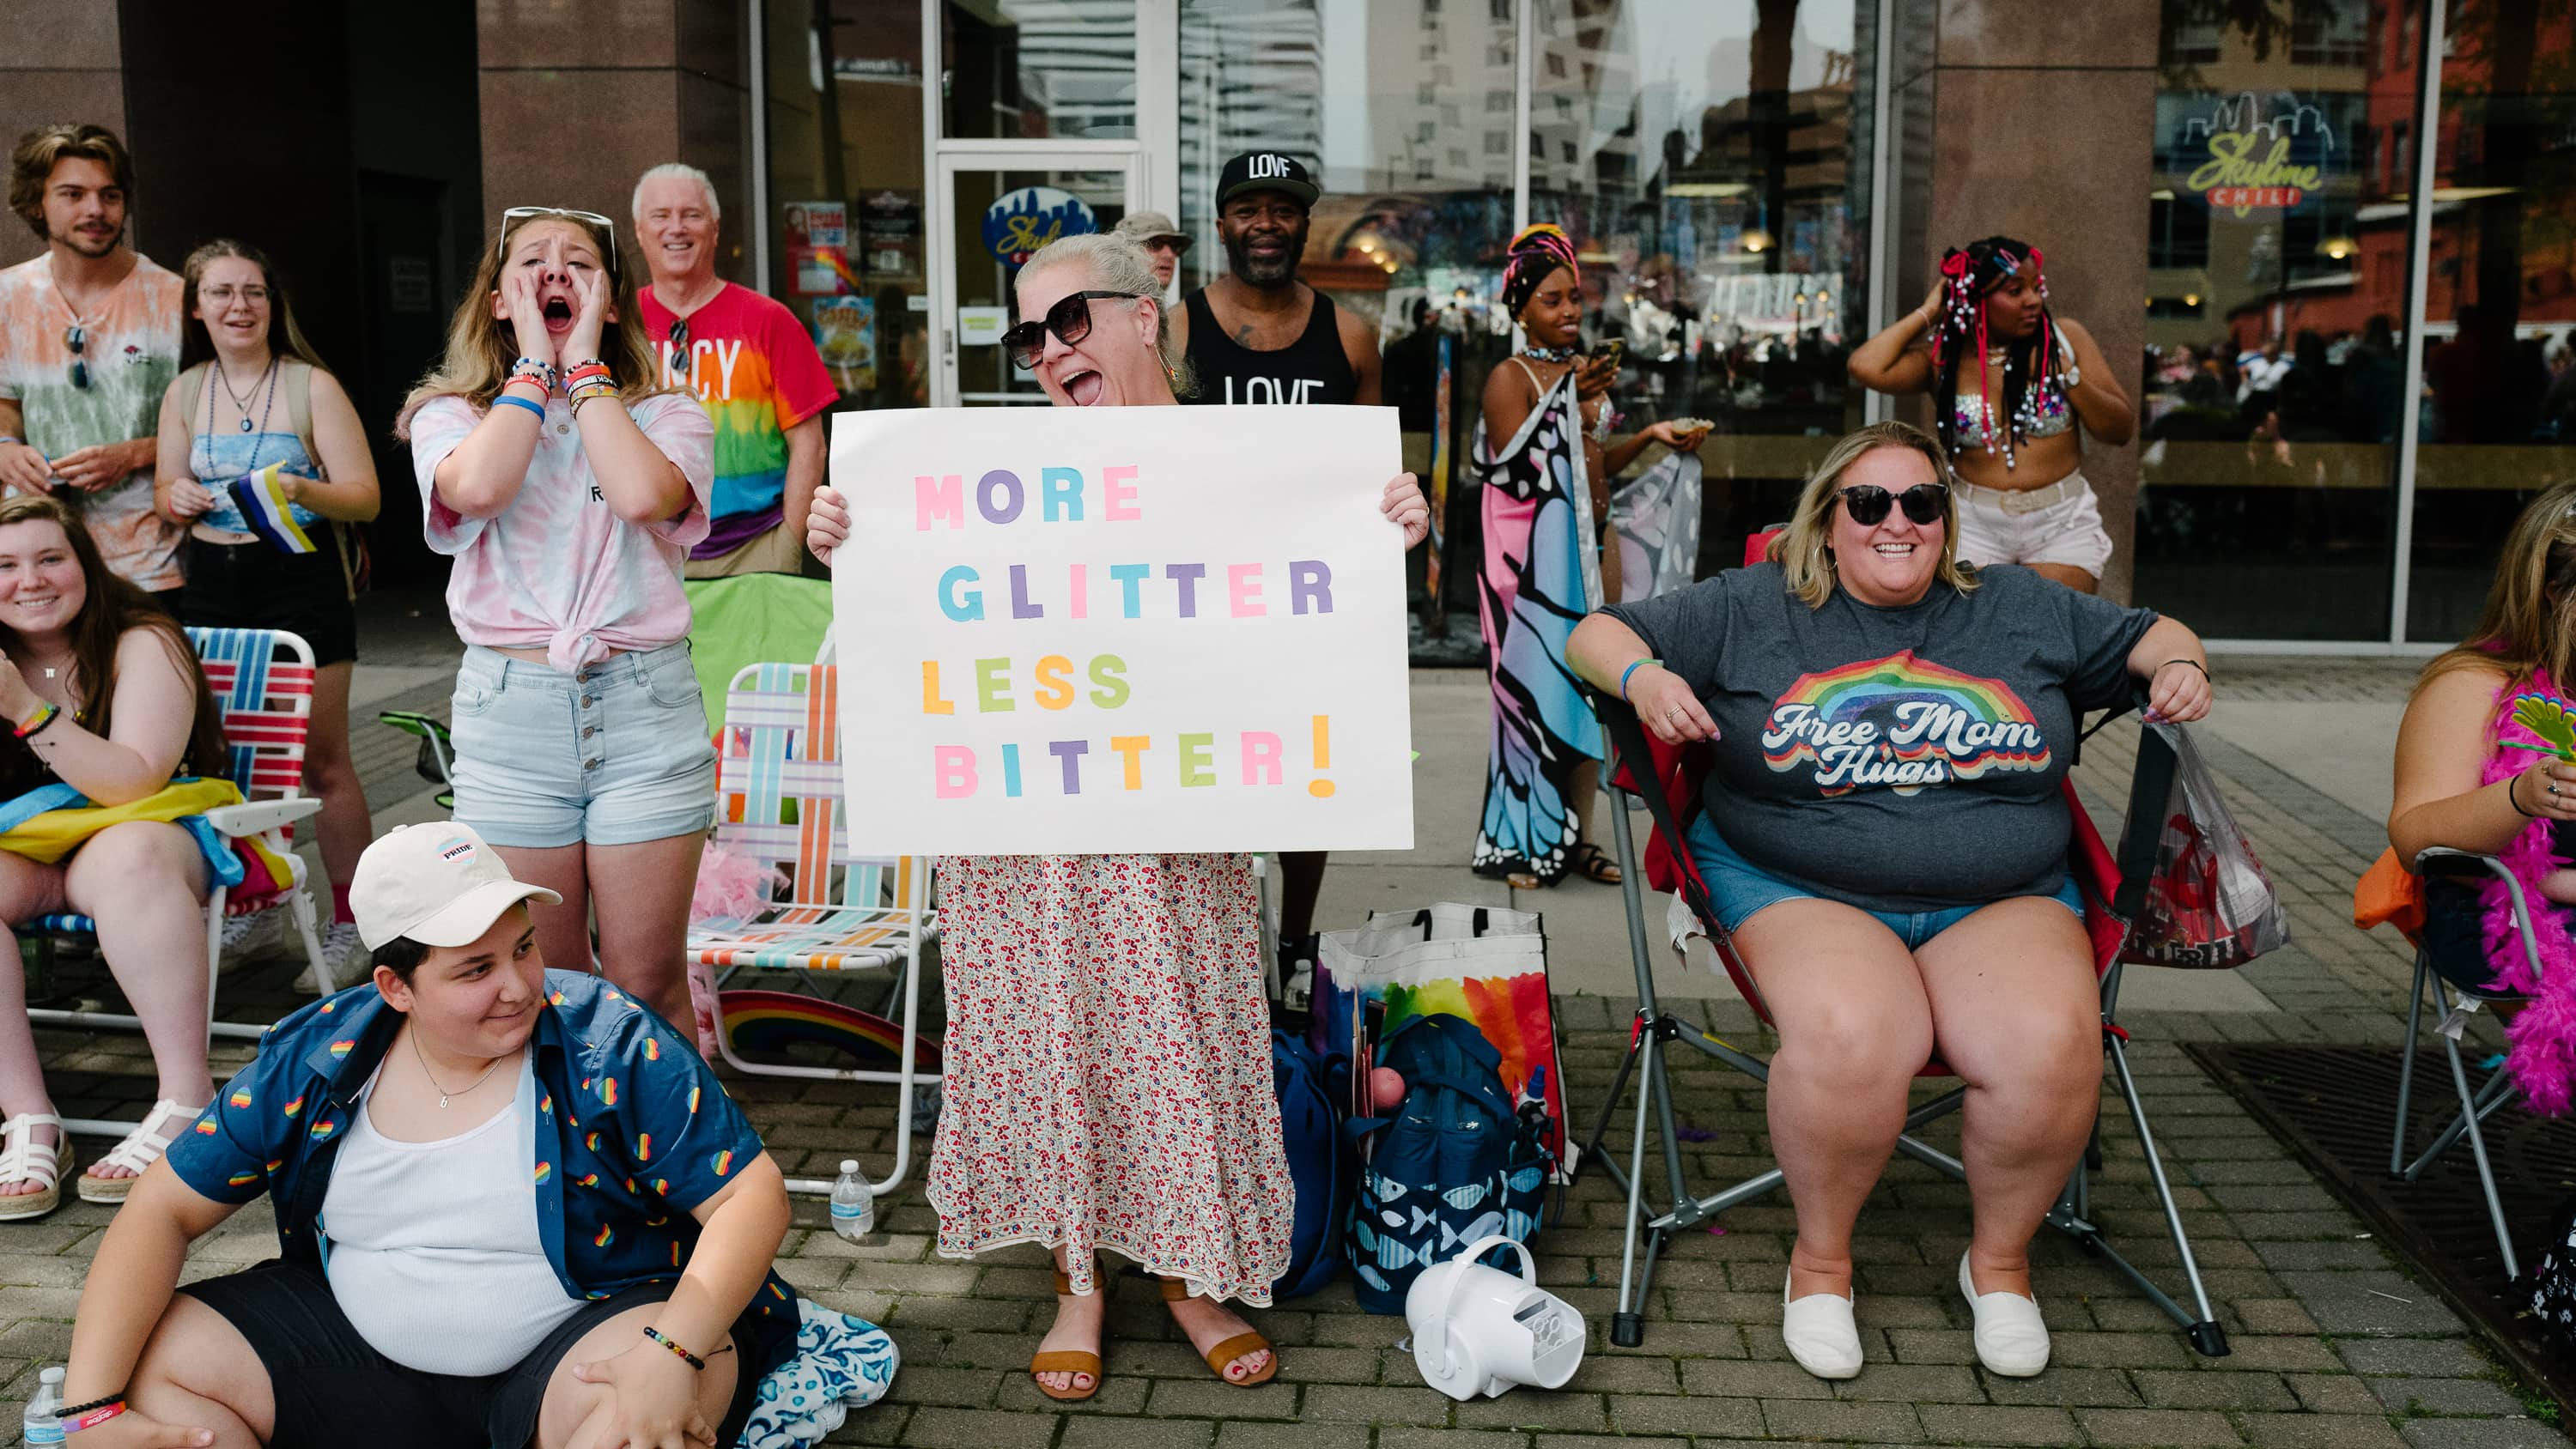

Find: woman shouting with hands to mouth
<box><xmin>394</xmin><ymin>207</ymin><xmax>717</xmax><ymax>1033</ymax></box>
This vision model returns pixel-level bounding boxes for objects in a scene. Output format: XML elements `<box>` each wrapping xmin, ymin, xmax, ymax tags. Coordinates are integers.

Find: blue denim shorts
<box><xmin>448</xmin><ymin>642</ymin><xmax>717</xmax><ymax>849</ymax></box>
<box><xmin>1682</xmin><ymin>810</ymin><xmax>2083</xmax><ymax>951</ymax></box>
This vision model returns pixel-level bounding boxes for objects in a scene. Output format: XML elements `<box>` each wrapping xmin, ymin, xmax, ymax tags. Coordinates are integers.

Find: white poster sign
<box><xmin>829</xmin><ymin>405</ymin><xmax>1415</xmax><ymax>856</ymax></box>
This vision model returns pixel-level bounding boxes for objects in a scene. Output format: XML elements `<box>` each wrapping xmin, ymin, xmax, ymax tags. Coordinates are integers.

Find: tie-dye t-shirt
<box><xmin>0</xmin><ymin>254</ymin><xmax>185</xmax><ymax>590</ymax></box>
<box><xmin>1604</xmin><ymin>562</ymin><xmax>2156</xmax><ymax>912</ymax></box>
<box><xmin>408</xmin><ymin>390</ymin><xmax>713</xmax><ymax>672</ymax></box>
<box><xmin>635</xmin><ymin>282</ymin><xmax>837</xmax><ymax>559</ymax></box>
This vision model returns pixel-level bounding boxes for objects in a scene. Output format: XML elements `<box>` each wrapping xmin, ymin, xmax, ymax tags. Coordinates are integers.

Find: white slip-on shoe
<box><xmin>1958</xmin><ymin>1252</ymin><xmax>2050</xmax><ymax>1377</ymax></box>
<box><xmin>1782</xmin><ymin>1270</ymin><xmax>1864</xmax><ymax>1379</ymax></box>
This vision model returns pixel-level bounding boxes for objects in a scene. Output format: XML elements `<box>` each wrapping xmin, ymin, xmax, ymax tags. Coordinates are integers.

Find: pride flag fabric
<box><xmin>226</xmin><ymin>464</ymin><xmax>319</xmax><ymax>555</ymax></box>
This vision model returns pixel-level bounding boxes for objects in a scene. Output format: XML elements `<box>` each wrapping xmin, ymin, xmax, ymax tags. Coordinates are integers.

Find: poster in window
<box><xmin>860</xmin><ymin>190</ymin><xmax>922</xmax><ymax>280</ymax></box>
<box><xmin>787</xmin><ymin>200</ymin><xmax>854</xmax><ymax>295</ymax></box>
<box><xmin>813</xmin><ymin>296</ymin><xmax>875</xmax><ymax>394</ymax></box>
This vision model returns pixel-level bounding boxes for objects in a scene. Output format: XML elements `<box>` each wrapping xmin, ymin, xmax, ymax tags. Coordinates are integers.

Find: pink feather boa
<box><xmin>2476</xmin><ymin>670</ymin><xmax>2576</xmax><ymax>1115</ymax></box>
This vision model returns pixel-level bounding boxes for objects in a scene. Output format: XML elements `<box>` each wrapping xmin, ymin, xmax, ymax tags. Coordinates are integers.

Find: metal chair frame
<box><xmin>2387</xmin><ymin>846</ymin><xmax>2548</xmax><ymax>1281</ymax></box>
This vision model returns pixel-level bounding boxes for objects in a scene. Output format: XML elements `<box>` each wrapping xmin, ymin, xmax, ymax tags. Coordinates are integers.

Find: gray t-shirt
<box><xmin>1604</xmin><ymin>562</ymin><xmax>2156</xmax><ymax>912</ymax></box>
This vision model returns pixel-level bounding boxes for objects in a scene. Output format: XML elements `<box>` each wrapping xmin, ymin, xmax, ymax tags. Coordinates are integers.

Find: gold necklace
<box><xmin>409</xmin><ymin>1026</ymin><xmax>505</xmax><ymax>1108</ymax></box>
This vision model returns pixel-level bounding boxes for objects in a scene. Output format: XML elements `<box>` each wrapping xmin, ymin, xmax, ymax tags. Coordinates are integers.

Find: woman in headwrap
<box><xmin>1848</xmin><ymin>237</ymin><xmax>2134</xmax><ymax>592</ymax></box>
<box><xmin>1471</xmin><ymin>224</ymin><xmax>1705</xmax><ymax>889</ymax></box>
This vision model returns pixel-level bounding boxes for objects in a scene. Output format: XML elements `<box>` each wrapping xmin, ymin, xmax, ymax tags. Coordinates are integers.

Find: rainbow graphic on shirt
<box><xmin>1761</xmin><ymin>651</ymin><xmax>2051</xmax><ymax>797</ymax></box>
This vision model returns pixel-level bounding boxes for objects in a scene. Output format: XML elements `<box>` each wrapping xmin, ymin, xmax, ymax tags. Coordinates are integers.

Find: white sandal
<box><xmin>78</xmin><ymin>1099</ymin><xmax>201</xmax><ymax>1204</ymax></box>
<box><xmin>0</xmin><ymin>1113</ymin><xmax>71</xmax><ymax>1222</ymax></box>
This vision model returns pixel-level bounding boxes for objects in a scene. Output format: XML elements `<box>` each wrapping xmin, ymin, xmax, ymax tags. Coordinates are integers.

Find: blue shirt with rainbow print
<box><xmin>164</xmin><ymin>968</ymin><xmax>799</xmax><ymax>1381</ymax></box>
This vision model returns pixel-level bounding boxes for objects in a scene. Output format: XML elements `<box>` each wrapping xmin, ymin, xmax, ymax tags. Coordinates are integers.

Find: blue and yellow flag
<box><xmin>226</xmin><ymin>464</ymin><xmax>319</xmax><ymax>555</ymax></box>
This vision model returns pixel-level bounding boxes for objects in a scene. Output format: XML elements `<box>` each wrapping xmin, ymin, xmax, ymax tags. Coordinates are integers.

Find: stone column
<box><xmin>0</xmin><ymin>5</ymin><xmax>129</xmax><ymax>270</ymax></box>
<box><xmin>476</xmin><ymin>0</ymin><xmax>752</xmax><ymax>278</ymax></box>
<box><xmin>1891</xmin><ymin>0</ymin><xmax>2159</xmax><ymax>602</ymax></box>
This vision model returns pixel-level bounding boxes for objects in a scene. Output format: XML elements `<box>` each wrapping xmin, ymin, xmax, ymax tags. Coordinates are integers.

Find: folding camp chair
<box><xmin>685</xmin><ymin>663</ymin><xmax>939</xmax><ymax>1198</ymax></box>
<box><xmin>27</xmin><ymin>627</ymin><xmax>331</xmax><ymax>1136</ymax></box>
<box><xmin>1577</xmin><ymin>684</ymin><xmax>2228</xmax><ymax>1357</ymax></box>
<box><xmin>2382</xmin><ymin>847</ymin><xmax>2548</xmax><ymax>1280</ymax></box>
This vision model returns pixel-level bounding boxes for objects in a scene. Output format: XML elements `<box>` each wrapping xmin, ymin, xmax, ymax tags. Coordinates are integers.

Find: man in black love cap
<box><xmin>1173</xmin><ymin>150</ymin><xmax>1388</xmax><ymax>971</ymax></box>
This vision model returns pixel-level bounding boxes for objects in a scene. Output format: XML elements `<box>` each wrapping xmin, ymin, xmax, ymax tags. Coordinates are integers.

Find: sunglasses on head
<box><xmin>1838</xmin><ymin>482</ymin><xmax>1948</xmax><ymax>528</ymax></box>
<box><xmin>1003</xmin><ymin>290</ymin><xmax>1142</xmax><ymax>370</ymax></box>
<box><xmin>498</xmin><ymin>206</ymin><xmax>619</xmax><ymax>277</ymax></box>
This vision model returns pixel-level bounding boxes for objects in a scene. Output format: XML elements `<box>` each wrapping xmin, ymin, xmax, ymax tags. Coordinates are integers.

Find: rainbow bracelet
<box><xmin>13</xmin><ymin>701</ymin><xmax>58</xmax><ymax>738</ymax></box>
<box><xmin>59</xmin><ymin>1400</ymin><xmax>128</xmax><ymax>1434</ymax></box>
<box><xmin>1619</xmin><ymin>658</ymin><xmax>1662</xmax><ymax>701</ymax></box>
<box><xmin>642</xmin><ymin>1325</ymin><xmax>707</xmax><ymax>1370</ymax></box>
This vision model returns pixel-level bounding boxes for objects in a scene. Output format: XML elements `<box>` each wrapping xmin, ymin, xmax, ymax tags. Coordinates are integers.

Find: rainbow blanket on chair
<box><xmin>0</xmin><ymin>779</ymin><xmax>295</xmax><ymax>896</ymax></box>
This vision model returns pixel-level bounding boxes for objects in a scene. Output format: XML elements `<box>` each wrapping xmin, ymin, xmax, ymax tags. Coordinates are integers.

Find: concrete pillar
<box><xmin>1892</xmin><ymin>0</ymin><xmax>2159</xmax><ymax>601</ymax></box>
<box><xmin>476</xmin><ymin>0</ymin><xmax>753</xmax><ymax>280</ymax></box>
<box><xmin>0</xmin><ymin>5</ymin><xmax>129</xmax><ymax>270</ymax></box>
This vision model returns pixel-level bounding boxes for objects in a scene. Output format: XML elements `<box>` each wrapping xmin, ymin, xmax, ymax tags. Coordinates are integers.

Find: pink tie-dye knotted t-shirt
<box><xmin>409</xmin><ymin>391</ymin><xmax>714</xmax><ymax>672</ymax></box>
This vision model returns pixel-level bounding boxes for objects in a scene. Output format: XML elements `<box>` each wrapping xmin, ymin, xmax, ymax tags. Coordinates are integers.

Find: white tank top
<box><xmin>320</xmin><ymin>1055</ymin><xmax>584</xmax><ymax>1374</ymax></box>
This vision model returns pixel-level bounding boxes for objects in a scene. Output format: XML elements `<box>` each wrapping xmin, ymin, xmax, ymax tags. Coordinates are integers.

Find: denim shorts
<box><xmin>448</xmin><ymin>641</ymin><xmax>716</xmax><ymax>849</ymax></box>
<box><xmin>1683</xmin><ymin>810</ymin><xmax>2083</xmax><ymax>951</ymax></box>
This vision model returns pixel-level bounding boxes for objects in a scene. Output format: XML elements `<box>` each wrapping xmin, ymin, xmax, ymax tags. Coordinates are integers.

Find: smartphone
<box><xmin>1589</xmin><ymin>339</ymin><xmax>1625</xmax><ymax>371</ymax></box>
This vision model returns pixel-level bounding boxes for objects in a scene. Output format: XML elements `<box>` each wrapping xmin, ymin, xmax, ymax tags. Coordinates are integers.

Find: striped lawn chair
<box><xmin>28</xmin><ymin>628</ymin><xmax>329</xmax><ymax>1137</ymax></box>
<box><xmin>687</xmin><ymin>663</ymin><xmax>937</xmax><ymax>1197</ymax></box>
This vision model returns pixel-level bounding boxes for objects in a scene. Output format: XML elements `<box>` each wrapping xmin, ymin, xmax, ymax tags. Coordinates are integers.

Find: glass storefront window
<box><xmin>949</xmin><ymin>166</ymin><xmax>1131</xmax><ymax>403</ymax></box>
<box><xmin>762</xmin><ymin>0</ymin><xmax>934</xmax><ymax>408</ymax></box>
<box><xmin>2135</xmin><ymin>0</ymin><xmax>2415</xmax><ymax>640</ymax></box>
<box><xmin>945</xmin><ymin>1</ymin><xmax>1139</xmax><ymax>141</ymax></box>
<box><xmin>2403</xmin><ymin>1</ymin><xmax>2576</xmax><ymax>642</ymax></box>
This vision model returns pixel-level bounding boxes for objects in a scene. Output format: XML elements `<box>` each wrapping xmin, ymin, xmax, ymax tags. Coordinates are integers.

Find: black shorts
<box><xmin>179</xmin><ymin>1260</ymin><xmax>762</xmax><ymax>1449</ymax></box>
<box><xmin>176</xmin><ymin>528</ymin><xmax>358</xmax><ymax>666</ymax></box>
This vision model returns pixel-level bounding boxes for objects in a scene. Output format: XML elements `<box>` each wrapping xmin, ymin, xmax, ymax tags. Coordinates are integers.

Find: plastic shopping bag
<box><xmin>2116</xmin><ymin>722</ymin><xmax>2291</xmax><ymax>968</ymax></box>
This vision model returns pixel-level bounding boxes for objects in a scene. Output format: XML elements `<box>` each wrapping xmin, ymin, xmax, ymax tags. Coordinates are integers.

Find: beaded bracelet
<box><xmin>59</xmin><ymin>1400</ymin><xmax>128</xmax><ymax>1434</ymax></box>
<box><xmin>641</xmin><ymin>1325</ymin><xmax>707</xmax><ymax>1370</ymax></box>
<box><xmin>57</xmin><ymin>1394</ymin><xmax>124</xmax><ymax>1418</ymax></box>
<box><xmin>13</xmin><ymin>701</ymin><xmax>58</xmax><ymax>738</ymax></box>
<box><xmin>492</xmin><ymin>394</ymin><xmax>548</xmax><ymax>422</ymax></box>
<box><xmin>510</xmin><ymin>357</ymin><xmax>561</xmax><ymax>394</ymax></box>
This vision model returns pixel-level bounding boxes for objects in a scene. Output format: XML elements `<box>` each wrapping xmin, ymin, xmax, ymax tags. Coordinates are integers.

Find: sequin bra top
<box><xmin>1950</xmin><ymin>328</ymin><xmax>2081</xmax><ymax>454</ymax></box>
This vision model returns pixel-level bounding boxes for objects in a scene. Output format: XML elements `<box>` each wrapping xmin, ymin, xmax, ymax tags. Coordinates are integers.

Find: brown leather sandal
<box><xmin>1161</xmin><ymin>1276</ymin><xmax>1280</xmax><ymax>1385</ymax></box>
<box><xmin>1032</xmin><ymin>1263</ymin><xmax>1104</xmax><ymax>1402</ymax></box>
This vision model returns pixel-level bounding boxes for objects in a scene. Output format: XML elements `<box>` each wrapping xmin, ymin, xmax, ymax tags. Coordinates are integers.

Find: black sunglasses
<box><xmin>1839</xmin><ymin>482</ymin><xmax>1948</xmax><ymax>527</ymax></box>
<box><xmin>667</xmin><ymin>317</ymin><xmax>688</xmax><ymax>347</ymax></box>
<box><xmin>1002</xmin><ymin>290</ymin><xmax>1142</xmax><ymax>370</ymax></box>
<box><xmin>65</xmin><ymin>324</ymin><xmax>88</xmax><ymax>391</ymax></box>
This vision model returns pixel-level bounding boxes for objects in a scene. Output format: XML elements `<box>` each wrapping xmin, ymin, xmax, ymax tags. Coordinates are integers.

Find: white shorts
<box><xmin>1951</xmin><ymin>471</ymin><xmax>2115</xmax><ymax>580</ymax></box>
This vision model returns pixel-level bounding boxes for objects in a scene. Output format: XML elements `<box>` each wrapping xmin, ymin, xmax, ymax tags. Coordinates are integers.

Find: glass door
<box><xmin>933</xmin><ymin>147</ymin><xmax>1144</xmax><ymax>406</ymax></box>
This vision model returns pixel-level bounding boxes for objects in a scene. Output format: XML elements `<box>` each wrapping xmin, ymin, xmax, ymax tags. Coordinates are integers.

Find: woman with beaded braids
<box><xmin>1469</xmin><ymin>224</ymin><xmax>1704</xmax><ymax>889</ymax></box>
<box><xmin>1849</xmin><ymin>237</ymin><xmax>2134</xmax><ymax>592</ymax></box>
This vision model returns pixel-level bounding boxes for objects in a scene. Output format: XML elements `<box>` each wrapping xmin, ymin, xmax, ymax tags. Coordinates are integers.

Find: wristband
<box><xmin>59</xmin><ymin>1400</ymin><xmax>128</xmax><ymax>1434</ymax></box>
<box><xmin>1619</xmin><ymin>658</ymin><xmax>1662</xmax><ymax>701</ymax></box>
<box><xmin>2154</xmin><ymin>658</ymin><xmax>2208</xmax><ymax>682</ymax></box>
<box><xmin>491</xmin><ymin>394</ymin><xmax>547</xmax><ymax>422</ymax></box>
<box><xmin>2510</xmin><ymin>773</ymin><xmax>2543</xmax><ymax>820</ymax></box>
<box><xmin>509</xmin><ymin>357</ymin><xmax>560</xmax><ymax>393</ymax></box>
<box><xmin>13</xmin><ymin>701</ymin><xmax>58</xmax><ymax>738</ymax></box>
<box><xmin>57</xmin><ymin>1395</ymin><xmax>124</xmax><ymax>1418</ymax></box>
<box><xmin>641</xmin><ymin>1325</ymin><xmax>707</xmax><ymax>1370</ymax></box>
<box><xmin>0</xmin><ymin>435</ymin><xmax>19</xmax><ymax>446</ymax></box>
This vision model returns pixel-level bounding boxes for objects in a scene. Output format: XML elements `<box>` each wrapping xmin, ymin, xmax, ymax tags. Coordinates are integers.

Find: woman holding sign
<box><xmin>397</xmin><ymin>206</ymin><xmax>715</xmax><ymax>1034</ymax></box>
<box><xmin>152</xmin><ymin>239</ymin><xmax>380</xmax><ymax>986</ymax></box>
<box><xmin>809</xmin><ymin>233</ymin><xmax>1427</xmax><ymax>1402</ymax></box>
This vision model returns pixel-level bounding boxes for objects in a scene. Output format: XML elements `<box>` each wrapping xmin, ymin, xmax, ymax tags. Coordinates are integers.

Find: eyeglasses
<box><xmin>199</xmin><ymin>285</ymin><xmax>270</xmax><ymax>305</ymax></box>
<box><xmin>667</xmin><ymin>317</ymin><xmax>689</xmax><ymax>348</ymax></box>
<box><xmin>1001</xmin><ymin>290</ymin><xmax>1141</xmax><ymax>371</ymax></box>
<box><xmin>498</xmin><ymin>206</ymin><xmax>619</xmax><ymax>276</ymax></box>
<box><xmin>1838</xmin><ymin>482</ymin><xmax>1948</xmax><ymax>528</ymax></box>
<box><xmin>64</xmin><ymin>324</ymin><xmax>86</xmax><ymax>391</ymax></box>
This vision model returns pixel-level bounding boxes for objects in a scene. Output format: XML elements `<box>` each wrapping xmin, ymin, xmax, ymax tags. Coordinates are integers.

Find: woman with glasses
<box><xmin>394</xmin><ymin>206</ymin><xmax>714</xmax><ymax>1033</ymax></box>
<box><xmin>1566</xmin><ymin>421</ymin><xmax>2209</xmax><ymax>1384</ymax></box>
<box><xmin>806</xmin><ymin>234</ymin><xmax>1427</xmax><ymax>1403</ymax></box>
<box><xmin>153</xmin><ymin>239</ymin><xmax>380</xmax><ymax>987</ymax></box>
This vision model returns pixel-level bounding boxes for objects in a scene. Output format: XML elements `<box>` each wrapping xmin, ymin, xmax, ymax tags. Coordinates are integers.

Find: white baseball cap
<box><xmin>350</xmin><ymin>822</ymin><xmax>562</xmax><ymax>952</ymax></box>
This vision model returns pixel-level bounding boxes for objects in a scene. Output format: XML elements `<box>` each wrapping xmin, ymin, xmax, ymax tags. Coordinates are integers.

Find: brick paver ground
<box><xmin>11</xmin><ymin>647</ymin><xmax>2569</xmax><ymax>1447</ymax></box>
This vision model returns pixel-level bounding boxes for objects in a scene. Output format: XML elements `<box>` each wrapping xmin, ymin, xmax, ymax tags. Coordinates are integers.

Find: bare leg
<box><xmin>536</xmin><ymin>1303</ymin><xmax>737</xmax><ymax>1449</ymax></box>
<box><xmin>129</xmin><ymin>1292</ymin><xmax>274</xmax><ymax>1448</ymax></box>
<box><xmin>305</xmin><ymin>660</ymin><xmax>372</xmax><ymax>920</ymax></box>
<box><xmin>1916</xmin><ymin>896</ymin><xmax>2102</xmax><ymax>1299</ymax></box>
<box><xmin>1163</xmin><ymin>1288</ymin><xmax>1275</xmax><ymax>1383</ymax></box>
<box><xmin>65</xmin><ymin>823</ymin><xmax>216</xmax><ymax>1179</ymax></box>
<box><xmin>493</xmin><ymin>842</ymin><xmax>594</xmax><ymax>978</ymax></box>
<box><xmin>0</xmin><ymin>854</ymin><xmax>70</xmax><ymax>1194</ymax></box>
<box><xmin>2029</xmin><ymin>562</ymin><xmax>2099</xmax><ymax>594</ymax></box>
<box><xmin>1734</xmin><ymin>900</ymin><xmax>1935</xmax><ymax>1300</ymax></box>
<box><xmin>588</xmin><ymin>832</ymin><xmax>704</xmax><ymax>1029</ymax></box>
<box><xmin>1277</xmin><ymin>851</ymin><xmax>1327</xmax><ymax>942</ymax></box>
<box><xmin>1036</xmin><ymin>1243</ymin><xmax>1105</xmax><ymax>1395</ymax></box>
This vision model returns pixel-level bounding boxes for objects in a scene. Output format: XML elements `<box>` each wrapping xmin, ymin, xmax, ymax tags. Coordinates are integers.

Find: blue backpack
<box><xmin>1344</xmin><ymin>1013</ymin><xmax>1553</xmax><ymax>1314</ymax></box>
<box><xmin>1271</xmin><ymin>1029</ymin><xmax>1353</xmax><ymax>1300</ymax></box>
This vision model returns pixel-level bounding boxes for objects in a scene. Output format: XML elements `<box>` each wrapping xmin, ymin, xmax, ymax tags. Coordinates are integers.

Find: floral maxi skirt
<box><xmin>927</xmin><ymin>852</ymin><xmax>1292</xmax><ymax>1304</ymax></box>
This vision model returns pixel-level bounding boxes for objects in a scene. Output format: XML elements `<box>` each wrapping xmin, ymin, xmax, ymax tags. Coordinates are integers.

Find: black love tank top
<box><xmin>1181</xmin><ymin>287</ymin><xmax>1360</xmax><ymax>405</ymax></box>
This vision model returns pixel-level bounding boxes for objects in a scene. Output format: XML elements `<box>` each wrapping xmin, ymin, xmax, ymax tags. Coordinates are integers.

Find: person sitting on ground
<box><xmin>1565</xmin><ymin>420</ymin><xmax>2212</xmax><ymax>1383</ymax></box>
<box><xmin>0</xmin><ymin>494</ymin><xmax>232</xmax><ymax>1219</ymax></box>
<box><xmin>808</xmin><ymin>233</ymin><xmax>1429</xmax><ymax>1404</ymax></box>
<box><xmin>2390</xmin><ymin>482</ymin><xmax>2576</xmax><ymax>1082</ymax></box>
<box><xmin>55</xmin><ymin>820</ymin><xmax>796</xmax><ymax>1449</ymax></box>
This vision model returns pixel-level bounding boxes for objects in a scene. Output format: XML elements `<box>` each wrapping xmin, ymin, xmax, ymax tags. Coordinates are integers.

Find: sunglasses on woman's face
<box><xmin>1002</xmin><ymin>290</ymin><xmax>1140</xmax><ymax>371</ymax></box>
<box><xmin>1839</xmin><ymin>482</ymin><xmax>1947</xmax><ymax>528</ymax></box>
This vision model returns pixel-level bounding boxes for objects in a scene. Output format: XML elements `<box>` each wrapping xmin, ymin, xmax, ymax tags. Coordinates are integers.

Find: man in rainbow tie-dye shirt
<box><xmin>631</xmin><ymin>164</ymin><xmax>838</xmax><ymax>578</ymax></box>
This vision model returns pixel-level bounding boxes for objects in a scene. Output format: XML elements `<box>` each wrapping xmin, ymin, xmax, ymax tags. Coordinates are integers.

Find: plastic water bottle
<box><xmin>829</xmin><ymin>1160</ymin><xmax>875</xmax><ymax>1241</ymax></box>
<box><xmin>23</xmin><ymin>1366</ymin><xmax>66</xmax><ymax>1445</ymax></box>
